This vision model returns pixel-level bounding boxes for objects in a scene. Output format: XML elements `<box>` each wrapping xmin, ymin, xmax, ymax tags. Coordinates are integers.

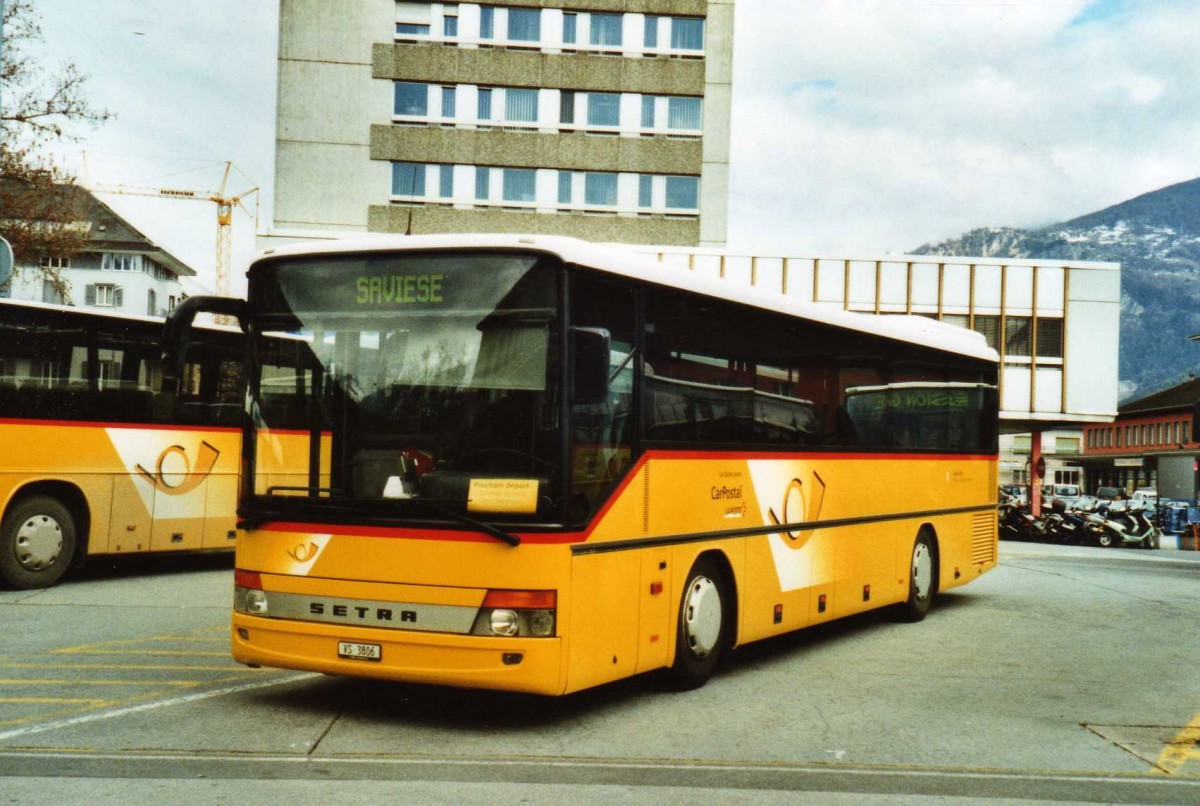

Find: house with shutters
<box><xmin>0</xmin><ymin>184</ymin><xmax>195</xmax><ymax>316</ymax></box>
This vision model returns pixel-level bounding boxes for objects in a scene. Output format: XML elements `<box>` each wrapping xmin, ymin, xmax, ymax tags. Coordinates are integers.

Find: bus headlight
<box><xmin>470</xmin><ymin>589</ymin><xmax>556</xmax><ymax>637</ymax></box>
<box><xmin>234</xmin><ymin>569</ymin><xmax>269</xmax><ymax>616</ymax></box>
<box><xmin>490</xmin><ymin>609</ymin><xmax>520</xmax><ymax>636</ymax></box>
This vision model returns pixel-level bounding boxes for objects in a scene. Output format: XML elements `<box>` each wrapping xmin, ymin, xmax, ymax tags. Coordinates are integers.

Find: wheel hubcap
<box><xmin>683</xmin><ymin>576</ymin><xmax>722</xmax><ymax>658</ymax></box>
<box><xmin>912</xmin><ymin>542</ymin><xmax>932</xmax><ymax>601</ymax></box>
<box><xmin>15</xmin><ymin>515</ymin><xmax>63</xmax><ymax>571</ymax></box>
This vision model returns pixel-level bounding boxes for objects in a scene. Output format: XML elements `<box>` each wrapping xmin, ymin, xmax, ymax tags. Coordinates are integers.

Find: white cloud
<box><xmin>729</xmin><ymin>0</ymin><xmax>1200</xmax><ymax>253</ymax></box>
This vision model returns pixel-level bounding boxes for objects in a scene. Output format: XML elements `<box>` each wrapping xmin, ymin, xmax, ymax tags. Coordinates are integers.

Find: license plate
<box><xmin>337</xmin><ymin>641</ymin><xmax>381</xmax><ymax>661</ymax></box>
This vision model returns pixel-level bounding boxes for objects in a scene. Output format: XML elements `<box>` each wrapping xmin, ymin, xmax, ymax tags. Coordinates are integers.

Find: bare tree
<box><xmin>1</xmin><ymin>0</ymin><xmax>112</xmax><ymax>297</ymax></box>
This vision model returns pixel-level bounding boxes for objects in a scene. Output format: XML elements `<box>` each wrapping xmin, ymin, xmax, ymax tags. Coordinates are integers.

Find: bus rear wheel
<box><xmin>896</xmin><ymin>530</ymin><xmax>936</xmax><ymax>623</ymax></box>
<box><xmin>667</xmin><ymin>557</ymin><xmax>730</xmax><ymax>691</ymax></box>
<box><xmin>0</xmin><ymin>496</ymin><xmax>76</xmax><ymax>590</ymax></box>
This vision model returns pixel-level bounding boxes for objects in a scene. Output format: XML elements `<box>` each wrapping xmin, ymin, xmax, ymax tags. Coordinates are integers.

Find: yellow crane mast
<box><xmin>84</xmin><ymin>160</ymin><xmax>258</xmax><ymax>312</ymax></box>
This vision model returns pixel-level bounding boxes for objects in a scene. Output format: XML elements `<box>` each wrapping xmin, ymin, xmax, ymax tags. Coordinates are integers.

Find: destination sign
<box><xmin>355</xmin><ymin>273</ymin><xmax>444</xmax><ymax>305</ymax></box>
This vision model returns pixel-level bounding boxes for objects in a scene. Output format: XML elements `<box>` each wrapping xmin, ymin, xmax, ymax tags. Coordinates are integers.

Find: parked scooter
<box><xmin>1099</xmin><ymin>500</ymin><xmax>1160</xmax><ymax>549</ymax></box>
<box><xmin>998</xmin><ymin>500</ymin><xmax>1036</xmax><ymax>541</ymax></box>
<box><xmin>1045</xmin><ymin>499</ymin><xmax>1090</xmax><ymax>544</ymax></box>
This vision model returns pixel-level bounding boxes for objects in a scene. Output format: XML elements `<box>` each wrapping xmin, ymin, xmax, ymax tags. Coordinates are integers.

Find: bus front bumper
<box><xmin>231</xmin><ymin>613</ymin><xmax>565</xmax><ymax>695</ymax></box>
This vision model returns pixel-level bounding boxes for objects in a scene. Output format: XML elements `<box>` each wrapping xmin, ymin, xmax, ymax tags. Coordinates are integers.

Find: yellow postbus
<box><xmin>0</xmin><ymin>299</ymin><xmax>244</xmax><ymax>589</ymax></box>
<box><xmin>173</xmin><ymin>235</ymin><xmax>999</xmax><ymax>695</ymax></box>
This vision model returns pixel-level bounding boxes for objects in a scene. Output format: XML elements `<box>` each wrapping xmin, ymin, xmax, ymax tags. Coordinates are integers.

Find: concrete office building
<box><xmin>274</xmin><ymin>0</ymin><xmax>734</xmax><ymax>246</ymax></box>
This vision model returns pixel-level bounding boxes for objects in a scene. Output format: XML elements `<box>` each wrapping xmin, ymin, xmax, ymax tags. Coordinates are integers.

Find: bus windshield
<box><xmin>248</xmin><ymin>251</ymin><xmax>561</xmax><ymax>522</ymax></box>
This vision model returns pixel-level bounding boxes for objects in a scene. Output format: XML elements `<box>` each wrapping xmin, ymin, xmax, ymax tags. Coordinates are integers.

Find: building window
<box><xmin>670</xmin><ymin>17</ymin><xmax>705</xmax><ymax>50</ymax></box>
<box><xmin>507</xmin><ymin>8</ymin><xmax>540</xmax><ymax>42</ymax></box>
<box><xmin>475</xmin><ymin>167</ymin><xmax>491</xmax><ymax>200</ymax></box>
<box><xmin>1055</xmin><ymin>436</ymin><xmax>1080</xmax><ymax>455</ymax></box>
<box><xmin>103</xmin><ymin>253</ymin><xmax>136</xmax><ymax>272</ymax></box>
<box><xmin>590</xmin><ymin>13</ymin><xmax>622</xmax><ymax>47</ymax></box>
<box><xmin>560</xmin><ymin>90</ymin><xmax>576</xmax><ymax>124</ymax></box>
<box><xmin>641</xmin><ymin>95</ymin><xmax>656</xmax><ymax>128</ymax></box>
<box><xmin>1005</xmin><ymin>317</ymin><xmax>1032</xmax><ymax>357</ymax></box>
<box><xmin>396</xmin><ymin>23</ymin><xmax>431</xmax><ymax>36</ymax></box>
<box><xmin>638</xmin><ymin>175</ymin><xmax>653</xmax><ymax>208</ymax></box>
<box><xmin>39</xmin><ymin>256</ymin><xmax>71</xmax><ymax>270</ymax></box>
<box><xmin>394</xmin><ymin>82</ymin><xmax>428</xmax><ymax>116</ymax></box>
<box><xmin>441</xmin><ymin>86</ymin><xmax>456</xmax><ymax>119</ymax></box>
<box><xmin>480</xmin><ymin>6</ymin><xmax>494</xmax><ymax>39</ymax></box>
<box><xmin>148</xmin><ymin>289</ymin><xmax>158</xmax><ymax>316</ymax></box>
<box><xmin>562</xmin><ymin>12</ymin><xmax>577</xmax><ymax>44</ymax></box>
<box><xmin>584</xmin><ymin>173</ymin><xmax>617</xmax><ymax>206</ymax></box>
<box><xmin>644</xmin><ymin>15</ymin><xmax>659</xmax><ymax>48</ymax></box>
<box><xmin>557</xmin><ymin>171</ymin><xmax>572</xmax><ymax>204</ymax></box>
<box><xmin>502</xmin><ymin>168</ymin><xmax>536</xmax><ymax>202</ymax></box>
<box><xmin>505</xmin><ymin>88</ymin><xmax>539</xmax><ymax>123</ymax></box>
<box><xmin>42</xmin><ymin>280</ymin><xmax>65</xmax><ymax>305</ymax></box>
<box><xmin>587</xmin><ymin>93</ymin><xmax>620</xmax><ymax>127</ymax></box>
<box><xmin>1036</xmin><ymin>318</ymin><xmax>1063</xmax><ymax>358</ymax></box>
<box><xmin>665</xmin><ymin>176</ymin><xmax>699</xmax><ymax>210</ymax></box>
<box><xmin>443</xmin><ymin>12</ymin><xmax>458</xmax><ymax>37</ymax></box>
<box><xmin>667</xmin><ymin>97</ymin><xmax>702</xmax><ymax>131</ymax></box>
<box><xmin>477</xmin><ymin>87</ymin><xmax>493</xmax><ymax>120</ymax></box>
<box><xmin>90</xmin><ymin>283</ymin><xmax>120</xmax><ymax>307</ymax></box>
<box><xmin>392</xmin><ymin>162</ymin><xmax>427</xmax><ymax>197</ymax></box>
<box><xmin>439</xmin><ymin>164</ymin><xmax>454</xmax><ymax>198</ymax></box>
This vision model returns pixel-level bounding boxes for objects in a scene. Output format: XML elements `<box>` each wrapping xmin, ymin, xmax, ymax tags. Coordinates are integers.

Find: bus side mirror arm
<box><xmin>161</xmin><ymin>296</ymin><xmax>248</xmax><ymax>394</ymax></box>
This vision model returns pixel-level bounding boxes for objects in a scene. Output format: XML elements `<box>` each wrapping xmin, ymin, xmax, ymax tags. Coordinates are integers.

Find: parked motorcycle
<box><xmin>1045</xmin><ymin>499</ymin><xmax>1090</xmax><ymax>544</ymax></box>
<box><xmin>998</xmin><ymin>501</ymin><xmax>1036</xmax><ymax>541</ymax></box>
<box><xmin>1099</xmin><ymin>501</ymin><xmax>1160</xmax><ymax>549</ymax></box>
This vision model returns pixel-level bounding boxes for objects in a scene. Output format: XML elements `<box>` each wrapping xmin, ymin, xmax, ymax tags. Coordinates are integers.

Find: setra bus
<box><xmin>0</xmin><ymin>299</ymin><xmax>244</xmax><ymax>589</ymax></box>
<box><xmin>169</xmin><ymin>234</ymin><xmax>1000</xmax><ymax>694</ymax></box>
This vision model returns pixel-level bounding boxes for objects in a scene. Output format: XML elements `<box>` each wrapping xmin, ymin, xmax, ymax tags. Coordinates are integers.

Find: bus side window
<box><xmin>568</xmin><ymin>273</ymin><xmax>635</xmax><ymax>523</ymax></box>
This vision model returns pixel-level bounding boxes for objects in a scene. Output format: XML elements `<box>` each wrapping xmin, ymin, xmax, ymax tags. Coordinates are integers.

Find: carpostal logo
<box><xmin>747</xmin><ymin>462</ymin><xmax>830</xmax><ymax>593</ymax></box>
<box><xmin>135</xmin><ymin>441</ymin><xmax>220</xmax><ymax>496</ymax></box>
<box><xmin>767</xmin><ymin>471</ymin><xmax>827</xmax><ymax>548</ymax></box>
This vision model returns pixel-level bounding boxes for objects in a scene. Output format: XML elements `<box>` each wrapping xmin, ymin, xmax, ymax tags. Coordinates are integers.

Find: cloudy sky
<box><xmin>28</xmin><ymin>0</ymin><xmax>1200</xmax><ymax>294</ymax></box>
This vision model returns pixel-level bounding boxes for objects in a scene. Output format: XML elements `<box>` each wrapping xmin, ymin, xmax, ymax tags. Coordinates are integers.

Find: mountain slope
<box><xmin>912</xmin><ymin>178</ymin><xmax>1200</xmax><ymax>399</ymax></box>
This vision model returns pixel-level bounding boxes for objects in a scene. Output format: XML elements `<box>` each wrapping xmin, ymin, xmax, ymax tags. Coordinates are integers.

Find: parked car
<box><xmin>1042</xmin><ymin>483</ymin><xmax>1082</xmax><ymax>508</ymax></box>
<box><xmin>1095</xmin><ymin>486</ymin><xmax>1126</xmax><ymax>501</ymax></box>
<box><xmin>999</xmin><ymin>484</ymin><xmax>1027</xmax><ymax>503</ymax></box>
<box><xmin>1131</xmin><ymin>488</ymin><xmax>1159</xmax><ymax>503</ymax></box>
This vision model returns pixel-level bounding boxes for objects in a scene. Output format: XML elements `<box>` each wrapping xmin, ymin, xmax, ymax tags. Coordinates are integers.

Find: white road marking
<box><xmin>0</xmin><ymin>673</ymin><xmax>317</xmax><ymax>742</ymax></box>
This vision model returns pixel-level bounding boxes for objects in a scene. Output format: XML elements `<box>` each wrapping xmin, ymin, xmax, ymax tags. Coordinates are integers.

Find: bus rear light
<box><xmin>472</xmin><ymin>589</ymin><xmax>556</xmax><ymax>637</ymax></box>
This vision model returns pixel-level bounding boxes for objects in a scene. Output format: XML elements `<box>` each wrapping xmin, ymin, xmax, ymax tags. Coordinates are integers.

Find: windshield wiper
<box><xmin>425</xmin><ymin>503</ymin><xmax>521</xmax><ymax>547</ymax></box>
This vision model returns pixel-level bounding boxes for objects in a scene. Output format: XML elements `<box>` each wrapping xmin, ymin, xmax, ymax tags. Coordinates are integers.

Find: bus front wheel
<box><xmin>667</xmin><ymin>557</ymin><xmax>730</xmax><ymax>690</ymax></box>
<box><xmin>0</xmin><ymin>496</ymin><xmax>77</xmax><ymax>590</ymax></box>
<box><xmin>896</xmin><ymin>530</ymin><xmax>936</xmax><ymax>623</ymax></box>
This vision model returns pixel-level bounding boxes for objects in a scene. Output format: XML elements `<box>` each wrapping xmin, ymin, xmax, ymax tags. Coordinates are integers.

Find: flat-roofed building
<box><xmin>274</xmin><ymin>0</ymin><xmax>734</xmax><ymax>246</ymax></box>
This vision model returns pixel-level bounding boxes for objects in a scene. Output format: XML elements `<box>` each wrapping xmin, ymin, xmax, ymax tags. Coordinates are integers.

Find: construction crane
<box><xmin>82</xmin><ymin>158</ymin><xmax>258</xmax><ymax>313</ymax></box>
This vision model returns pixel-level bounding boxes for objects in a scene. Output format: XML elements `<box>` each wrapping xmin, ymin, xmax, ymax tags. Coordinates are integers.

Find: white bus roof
<box><xmin>0</xmin><ymin>297</ymin><xmax>239</xmax><ymax>335</ymax></box>
<box><xmin>255</xmin><ymin>233</ymin><xmax>998</xmax><ymax>363</ymax></box>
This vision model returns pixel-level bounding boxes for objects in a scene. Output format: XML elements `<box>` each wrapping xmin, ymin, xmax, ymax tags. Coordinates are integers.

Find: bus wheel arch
<box><xmin>0</xmin><ymin>483</ymin><xmax>88</xmax><ymax>589</ymax></box>
<box><xmin>896</xmin><ymin>525</ymin><xmax>939</xmax><ymax>623</ymax></box>
<box><xmin>666</xmin><ymin>550</ymin><xmax>737</xmax><ymax>691</ymax></box>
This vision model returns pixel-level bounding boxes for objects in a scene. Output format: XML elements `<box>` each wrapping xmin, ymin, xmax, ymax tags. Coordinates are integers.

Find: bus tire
<box><xmin>667</xmin><ymin>556</ymin><xmax>730</xmax><ymax>691</ymax></box>
<box><xmin>0</xmin><ymin>496</ymin><xmax>77</xmax><ymax>590</ymax></box>
<box><xmin>896</xmin><ymin>529</ymin><xmax>936</xmax><ymax>623</ymax></box>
